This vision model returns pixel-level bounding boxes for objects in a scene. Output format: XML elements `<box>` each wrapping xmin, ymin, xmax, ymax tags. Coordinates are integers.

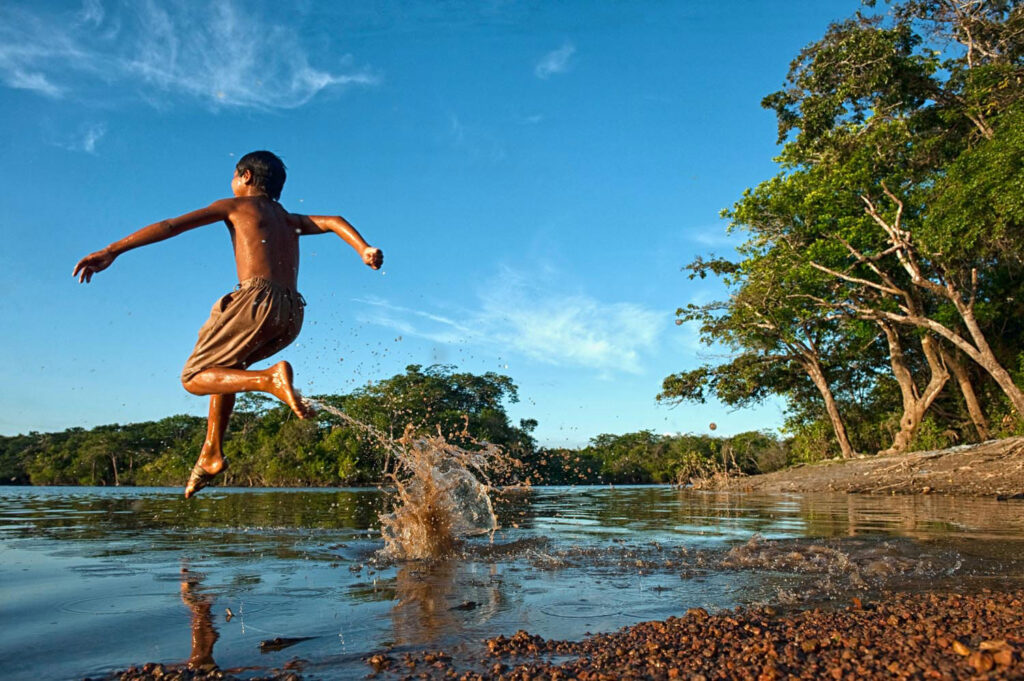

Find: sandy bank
<box><xmin>714</xmin><ymin>436</ymin><xmax>1024</xmax><ymax>497</ymax></box>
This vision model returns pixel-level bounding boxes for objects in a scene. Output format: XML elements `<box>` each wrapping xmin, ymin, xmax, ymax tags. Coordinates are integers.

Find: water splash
<box><xmin>304</xmin><ymin>398</ymin><xmax>513</xmax><ymax>560</ymax></box>
<box><xmin>380</xmin><ymin>429</ymin><xmax>504</xmax><ymax>560</ymax></box>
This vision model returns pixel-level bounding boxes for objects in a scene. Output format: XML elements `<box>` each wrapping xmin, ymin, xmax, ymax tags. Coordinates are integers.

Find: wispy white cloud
<box><xmin>77</xmin><ymin>122</ymin><xmax>107</xmax><ymax>153</ymax></box>
<box><xmin>46</xmin><ymin>121</ymin><xmax>108</xmax><ymax>153</ymax></box>
<box><xmin>77</xmin><ymin>0</ymin><xmax>104</xmax><ymax>26</ymax></box>
<box><xmin>2</xmin><ymin>69</ymin><xmax>62</xmax><ymax>97</ymax></box>
<box><xmin>535</xmin><ymin>41</ymin><xmax>575</xmax><ymax>79</ymax></box>
<box><xmin>355</xmin><ymin>268</ymin><xmax>665</xmax><ymax>374</ymax></box>
<box><xmin>0</xmin><ymin>0</ymin><xmax>378</xmax><ymax>109</ymax></box>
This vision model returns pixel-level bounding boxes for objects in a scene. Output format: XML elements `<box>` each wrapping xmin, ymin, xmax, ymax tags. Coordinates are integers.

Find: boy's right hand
<box><xmin>362</xmin><ymin>246</ymin><xmax>383</xmax><ymax>270</ymax></box>
<box><xmin>73</xmin><ymin>248</ymin><xmax>117</xmax><ymax>283</ymax></box>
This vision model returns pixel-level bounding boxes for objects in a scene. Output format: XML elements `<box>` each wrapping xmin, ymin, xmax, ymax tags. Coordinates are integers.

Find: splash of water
<box><xmin>380</xmin><ymin>430</ymin><xmax>504</xmax><ymax>560</ymax></box>
<box><xmin>304</xmin><ymin>398</ymin><xmax>512</xmax><ymax>560</ymax></box>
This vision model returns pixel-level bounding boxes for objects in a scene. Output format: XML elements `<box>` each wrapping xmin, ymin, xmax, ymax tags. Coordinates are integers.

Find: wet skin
<box><xmin>73</xmin><ymin>168</ymin><xmax>383</xmax><ymax>497</ymax></box>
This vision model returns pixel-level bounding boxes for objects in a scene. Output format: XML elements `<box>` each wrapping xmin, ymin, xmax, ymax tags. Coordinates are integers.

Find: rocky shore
<box><xmin>90</xmin><ymin>662</ymin><xmax>302</xmax><ymax>681</ymax></box>
<box><xmin>94</xmin><ymin>587</ymin><xmax>1024</xmax><ymax>681</ymax></box>
<box><xmin>370</xmin><ymin>588</ymin><xmax>1024</xmax><ymax>680</ymax></box>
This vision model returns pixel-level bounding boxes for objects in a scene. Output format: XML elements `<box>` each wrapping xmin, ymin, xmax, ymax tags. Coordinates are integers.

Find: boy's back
<box><xmin>214</xmin><ymin>194</ymin><xmax>301</xmax><ymax>289</ymax></box>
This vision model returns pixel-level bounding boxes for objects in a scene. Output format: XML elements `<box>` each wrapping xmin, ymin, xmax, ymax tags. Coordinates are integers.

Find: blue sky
<box><xmin>1</xmin><ymin>0</ymin><xmax>863</xmax><ymax>446</ymax></box>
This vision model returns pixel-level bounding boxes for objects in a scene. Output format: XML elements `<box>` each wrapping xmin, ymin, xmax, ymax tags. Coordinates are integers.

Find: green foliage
<box><xmin>666</xmin><ymin>0</ymin><xmax>1024</xmax><ymax>459</ymax></box>
<box><xmin>786</xmin><ymin>420</ymin><xmax>840</xmax><ymax>464</ymax></box>
<box><xmin>524</xmin><ymin>430</ymin><xmax>787</xmax><ymax>485</ymax></box>
<box><xmin>1</xmin><ymin>366</ymin><xmax>537</xmax><ymax>488</ymax></box>
<box><xmin>907</xmin><ymin>416</ymin><xmax>957</xmax><ymax>452</ymax></box>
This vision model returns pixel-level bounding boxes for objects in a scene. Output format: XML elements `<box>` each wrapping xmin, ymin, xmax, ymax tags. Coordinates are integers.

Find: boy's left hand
<box><xmin>362</xmin><ymin>247</ymin><xmax>383</xmax><ymax>270</ymax></box>
<box><xmin>73</xmin><ymin>248</ymin><xmax>117</xmax><ymax>283</ymax></box>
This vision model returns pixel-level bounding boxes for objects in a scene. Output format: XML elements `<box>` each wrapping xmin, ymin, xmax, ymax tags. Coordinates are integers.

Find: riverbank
<box><xmin>709</xmin><ymin>436</ymin><xmax>1024</xmax><ymax>497</ymax></box>
<box><xmin>375</xmin><ymin>588</ymin><xmax>1024</xmax><ymax>680</ymax></box>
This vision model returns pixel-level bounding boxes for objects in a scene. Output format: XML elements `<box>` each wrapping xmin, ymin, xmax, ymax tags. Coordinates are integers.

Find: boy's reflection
<box><xmin>180</xmin><ymin>566</ymin><xmax>219</xmax><ymax>671</ymax></box>
<box><xmin>391</xmin><ymin>560</ymin><xmax>502</xmax><ymax>645</ymax></box>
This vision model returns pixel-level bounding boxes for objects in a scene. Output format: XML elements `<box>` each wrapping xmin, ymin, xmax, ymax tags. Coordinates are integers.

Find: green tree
<box><xmin>667</xmin><ymin>0</ymin><xmax>1024</xmax><ymax>457</ymax></box>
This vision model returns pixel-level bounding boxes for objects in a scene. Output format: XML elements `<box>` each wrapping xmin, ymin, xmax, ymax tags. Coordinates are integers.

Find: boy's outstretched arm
<box><xmin>73</xmin><ymin>201</ymin><xmax>233</xmax><ymax>283</ymax></box>
<box><xmin>294</xmin><ymin>214</ymin><xmax>383</xmax><ymax>269</ymax></box>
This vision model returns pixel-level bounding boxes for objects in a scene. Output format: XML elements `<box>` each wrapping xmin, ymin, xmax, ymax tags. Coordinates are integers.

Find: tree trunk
<box><xmin>110</xmin><ymin>454</ymin><xmax>120</xmax><ymax>486</ymax></box>
<box><xmin>878</xmin><ymin>325</ymin><xmax>949</xmax><ymax>455</ymax></box>
<box><xmin>939</xmin><ymin>345</ymin><xmax>991</xmax><ymax>441</ymax></box>
<box><xmin>859</xmin><ymin>193</ymin><xmax>1024</xmax><ymax>415</ymax></box>
<box><xmin>882</xmin><ymin>308</ymin><xmax>1024</xmax><ymax>417</ymax></box>
<box><xmin>801</xmin><ymin>356</ymin><xmax>856</xmax><ymax>458</ymax></box>
<box><xmin>953</xmin><ymin>297</ymin><xmax>1024</xmax><ymax>415</ymax></box>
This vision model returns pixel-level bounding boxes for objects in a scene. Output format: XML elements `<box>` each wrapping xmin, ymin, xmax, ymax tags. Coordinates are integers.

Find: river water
<box><xmin>2</xmin><ymin>486</ymin><xmax>1023</xmax><ymax>680</ymax></box>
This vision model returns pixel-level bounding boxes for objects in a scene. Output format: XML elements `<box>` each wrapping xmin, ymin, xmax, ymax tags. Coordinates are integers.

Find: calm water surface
<box><xmin>2</xmin><ymin>486</ymin><xmax>1023</xmax><ymax>680</ymax></box>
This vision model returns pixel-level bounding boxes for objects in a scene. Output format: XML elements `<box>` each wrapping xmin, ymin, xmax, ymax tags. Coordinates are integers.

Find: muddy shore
<box><xmin>712</xmin><ymin>436</ymin><xmax>1024</xmax><ymax>497</ymax></box>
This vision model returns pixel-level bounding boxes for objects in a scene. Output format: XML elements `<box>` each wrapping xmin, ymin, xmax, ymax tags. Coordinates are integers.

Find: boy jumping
<box><xmin>73</xmin><ymin>151</ymin><xmax>382</xmax><ymax>498</ymax></box>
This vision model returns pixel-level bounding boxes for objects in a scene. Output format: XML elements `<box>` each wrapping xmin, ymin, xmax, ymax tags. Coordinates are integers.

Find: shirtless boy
<box><xmin>73</xmin><ymin>151</ymin><xmax>382</xmax><ymax>498</ymax></box>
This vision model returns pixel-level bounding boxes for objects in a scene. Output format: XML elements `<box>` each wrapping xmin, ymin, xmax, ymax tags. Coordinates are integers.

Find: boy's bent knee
<box><xmin>182</xmin><ymin>375</ymin><xmax>204</xmax><ymax>395</ymax></box>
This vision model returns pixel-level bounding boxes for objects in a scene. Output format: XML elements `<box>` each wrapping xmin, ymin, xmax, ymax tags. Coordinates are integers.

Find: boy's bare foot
<box><xmin>269</xmin><ymin>361</ymin><xmax>314</xmax><ymax>419</ymax></box>
<box><xmin>184</xmin><ymin>457</ymin><xmax>229</xmax><ymax>499</ymax></box>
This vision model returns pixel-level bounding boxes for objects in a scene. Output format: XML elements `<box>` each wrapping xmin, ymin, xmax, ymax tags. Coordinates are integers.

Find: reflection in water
<box><xmin>1</xmin><ymin>486</ymin><xmax>1024</xmax><ymax>681</ymax></box>
<box><xmin>392</xmin><ymin>561</ymin><xmax>459</xmax><ymax>645</ymax></box>
<box><xmin>390</xmin><ymin>561</ymin><xmax>504</xmax><ymax>646</ymax></box>
<box><xmin>180</xmin><ymin>565</ymin><xmax>219</xmax><ymax>672</ymax></box>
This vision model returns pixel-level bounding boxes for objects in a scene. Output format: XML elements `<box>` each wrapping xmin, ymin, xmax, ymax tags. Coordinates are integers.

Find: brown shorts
<box><xmin>181</xmin><ymin>277</ymin><xmax>305</xmax><ymax>382</ymax></box>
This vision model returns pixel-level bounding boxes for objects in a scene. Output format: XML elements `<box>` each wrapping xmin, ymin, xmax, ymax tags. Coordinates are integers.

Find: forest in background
<box><xmin>0</xmin><ymin>365</ymin><xmax>783</xmax><ymax>488</ymax></box>
<box><xmin>659</xmin><ymin>0</ymin><xmax>1024</xmax><ymax>459</ymax></box>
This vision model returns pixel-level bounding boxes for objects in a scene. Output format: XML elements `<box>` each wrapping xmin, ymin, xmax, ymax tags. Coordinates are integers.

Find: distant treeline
<box><xmin>1</xmin><ymin>365</ymin><xmax>786</xmax><ymax>488</ymax></box>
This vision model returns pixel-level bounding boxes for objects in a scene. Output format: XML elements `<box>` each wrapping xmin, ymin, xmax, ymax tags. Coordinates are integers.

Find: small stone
<box><xmin>993</xmin><ymin>648</ymin><xmax>1014</xmax><ymax>666</ymax></box>
<box><xmin>968</xmin><ymin>651</ymin><xmax>994</xmax><ymax>673</ymax></box>
<box><xmin>979</xmin><ymin>639</ymin><xmax>1008</xmax><ymax>651</ymax></box>
<box><xmin>952</xmin><ymin>640</ymin><xmax>971</xmax><ymax>656</ymax></box>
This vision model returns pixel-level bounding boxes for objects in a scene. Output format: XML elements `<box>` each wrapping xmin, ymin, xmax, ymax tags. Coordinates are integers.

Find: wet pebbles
<box><xmin>373</xmin><ymin>589</ymin><xmax>1024</xmax><ymax>679</ymax></box>
<box><xmin>87</xmin><ymin>661</ymin><xmax>302</xmax><ymax>681</ymax></box>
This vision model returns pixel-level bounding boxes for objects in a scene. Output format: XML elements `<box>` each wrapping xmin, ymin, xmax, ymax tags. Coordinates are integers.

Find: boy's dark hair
<box><xmin>236</xmin><ymin>151</ymin><xmax>287</xmax><ymax>201</ymax></box>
